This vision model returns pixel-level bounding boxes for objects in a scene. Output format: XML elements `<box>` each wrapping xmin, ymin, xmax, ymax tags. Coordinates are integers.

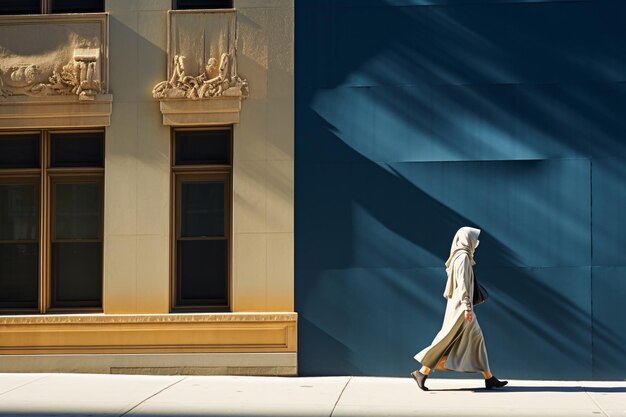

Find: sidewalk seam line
<box><xmin>330</xmin><ymin>377</ymin><xmax>352</xmax><ymax>417</ymax></box>
<box><xmin>583</xmin><ymin>387</ymin><xmax>609</xmax><ymax>417</ymax></box>
<box><xmin>0</xmin><ymin>374</ymin><xmax>51</xmax><ymax>398</ymax></box>
<box><xmin>119</xmin><ymin>376</ymin><xmax>187</xmax><ymax>417</ymax></box>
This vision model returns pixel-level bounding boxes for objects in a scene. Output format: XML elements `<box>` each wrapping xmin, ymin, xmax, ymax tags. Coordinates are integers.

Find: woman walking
<box><xmin>411</xmin><ymin>227</ymin><xmax>507</xmax><ymax>390</ymax></box>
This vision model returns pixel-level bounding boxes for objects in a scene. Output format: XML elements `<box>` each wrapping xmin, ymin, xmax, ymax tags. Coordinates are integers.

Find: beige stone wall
<box><xmin>233</xmin><ymin>0</ymin><xmax>294</xmax><ymax>312</ymax></box>
<box><xmin>103</xmin><ymin>0</ymin><xmax>294</xmax><ymax>314</ymax></box>
<box><xmin>104</xmin><ymin>0</ymin><xmax>171</xmax><ymax>313</ymax></box>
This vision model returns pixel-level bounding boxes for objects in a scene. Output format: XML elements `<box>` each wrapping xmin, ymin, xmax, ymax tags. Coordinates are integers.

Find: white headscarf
<box><xmin>443</xmin><ymin>227</ymin><xmax>481</xmax><ymax>298</ymax></box>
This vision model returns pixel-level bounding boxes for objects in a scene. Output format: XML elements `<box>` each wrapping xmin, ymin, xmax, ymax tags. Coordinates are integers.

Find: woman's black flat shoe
<box><xmin>485</xmin><ymin>376</ymin><xmax>508</xmax><ymax>389</ymax></box>
<box><xmin>411</xmin><ymin>370</ymin><xmax>429</xmax><ymax>391</ymax></box>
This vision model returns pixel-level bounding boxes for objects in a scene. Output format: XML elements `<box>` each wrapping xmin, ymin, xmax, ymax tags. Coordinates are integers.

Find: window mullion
<box><xmin>40</xmin><ymin>131</ymin><xmax>49</xmax><ymax>313</ymax></box>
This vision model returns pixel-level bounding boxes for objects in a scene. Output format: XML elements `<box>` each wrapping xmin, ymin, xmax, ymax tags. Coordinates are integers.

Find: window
<box><xmin>0</xmin><ymin>0</ymin><xmax>104</xmax><ymax>15</ymax></box>
<box><xmin>172</xmin><ymin>0</ymin><xmax>233</xmax><ymax>10</ymax></box>
<box><xmin>0</xmin><ymin>177</ymin><xmax>40</xmax><ymax>311</ymax></box>
<box><xmin>0</xmin><ymin>131</ymin><xmax>104</xmax><ymax>314</ymax></box>
<box><xmin>172</xmin><ymin>128</ymin><xmax>232</xmax><ymax>312</ymax></box>
<box><xmin>49</xmin><ymin>0</ymin><xmax>104</xmax><ymax>13</ymax></box>
<box><xmin>0</xmin><ymin>0</ymin><xmax>40</xmax><ymax>15</ymax></box>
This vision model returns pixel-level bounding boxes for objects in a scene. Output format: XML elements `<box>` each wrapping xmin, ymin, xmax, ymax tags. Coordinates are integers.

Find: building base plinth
<box><xmin>0</xmin><ymin>352</ymin><xmax>297</xmax><ymax>376</ymax></box>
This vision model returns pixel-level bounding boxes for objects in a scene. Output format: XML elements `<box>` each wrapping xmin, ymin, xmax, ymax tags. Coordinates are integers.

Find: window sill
<box><xmin>0</xmin><ymin>312</ymin><xmax>296</xmax><ymax>324</ymax></box>
<box><xmin>0</xmin><ymin>94</ymin><xmax>113</xmax><ymax>129</ymax></box>
<box><xmin>157</xmin><ymin>96</ymin><xmax>242</xmax><ymax>126</ymax></box>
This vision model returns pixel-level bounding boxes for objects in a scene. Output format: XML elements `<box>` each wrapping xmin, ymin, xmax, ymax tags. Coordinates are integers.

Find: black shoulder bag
<box><xmin>472</xmin><ymin>271</ymin><xmax>489</xmax><ymax>306</ymax></box>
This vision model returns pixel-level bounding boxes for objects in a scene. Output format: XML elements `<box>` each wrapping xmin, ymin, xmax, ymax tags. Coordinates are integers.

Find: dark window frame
<box><xmin>50</xmin><ymin>131</ymin><xmax>105</xmax><ymax>168</ymax></box>
<box><xmin>45</xmin><ymin>130</ymin><xmax>104</xmax><ymax>313</ymax></box>
<box><xmin>172</xmin><ymin>0</ymin><xmax>234</xmax><ymax>10</ymax></box>
<box><xmin>175</xmin><ymin>129</ymin><xmax>231</xmax><ymax>166</ymax></box>
<box><xmin>0</xmin><ymin>130</ymin><xmax>104</xmax><ymax>315</ymax></box>
<box><xmin>171</xmin><ymin>127</ymin><xmax>233</xmax><ymax>313</ymax></box>
<box><xmin>0</xmin><ymin>0</ymin><xmax>104</xmax><ymax>15</ymax></box>
<box><xmin>48</xmin><ymin>174</ymin><xmax>104</xmax><ymax>312</ymax></box>
<box><xmin>0</xmin><ymin>175</ymin><xmax>41</xmax><ymax>313</ymax></box>
<box><xmin>0</xmin><ymin>133</ymin><xmax>41</xmax><ymax>169</ymax></box>
<box><xmin>0</xmin><ymin>132</ymin><xmax>42</xmax><ymax>314</ymax></box>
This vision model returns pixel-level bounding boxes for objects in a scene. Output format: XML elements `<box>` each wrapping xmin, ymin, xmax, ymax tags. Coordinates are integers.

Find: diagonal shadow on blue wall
<box><xmin>295</xmin><ymin>0</ymin><xmax>626</xmax><ymax>379</ymax></box>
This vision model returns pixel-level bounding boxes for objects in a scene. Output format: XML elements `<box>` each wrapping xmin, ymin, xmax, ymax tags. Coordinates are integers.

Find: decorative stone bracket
<box><xmin>154</xmin><ymin>10</ymin><xmax>247</xmax><ymax>126</ymax></box>
<box><xmin>0</xmin><ymin>14</ymin><xmax>111</xmax><ymax>129</ymax></box>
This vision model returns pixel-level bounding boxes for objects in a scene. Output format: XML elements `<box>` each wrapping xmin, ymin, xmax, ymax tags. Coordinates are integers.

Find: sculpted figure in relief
<box><xmin>0</xmin><ymin>72</ymin><xmax>9</xmax><ymax>98</ymax></box>
<box><xmin>9</xmin><ymin>64</ymin><xmax>41</xmax><ymax>86</ymax></box>
<box><xmin>0</xmin><ymin>51</ymin><xmax>102</xmax><ymax>100</ymax></box>
<box><xmin>152</xmin><ymin>53</ymin><xmax>248</xmax><ymax>100</ymax></box>
<box><xmin>29</xmin><ymin>59</ymin><xmax>101</xmax><ymax>100</ymax></box>
<box><xmin>76</xmin><ymin>60</ymin><xmax>101</xmax><ymax>99</ymax></box>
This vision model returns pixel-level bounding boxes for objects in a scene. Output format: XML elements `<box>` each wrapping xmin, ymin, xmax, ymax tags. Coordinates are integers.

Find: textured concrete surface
<box><xmin>0</xmin><ymin>373</ymin><xmax>624</xmax><ymax>416</ymax></box>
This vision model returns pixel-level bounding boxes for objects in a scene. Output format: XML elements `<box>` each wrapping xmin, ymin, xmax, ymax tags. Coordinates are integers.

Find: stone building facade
<box><xmin>0</xmin><ymin>0</ymin><xmax>294</xmax><ymax>375</ymax></box>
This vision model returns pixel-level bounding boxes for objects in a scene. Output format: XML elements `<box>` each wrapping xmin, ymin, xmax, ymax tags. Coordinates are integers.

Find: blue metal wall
<box><xmin>295</xmin><ymin>0</ymin><xmax>626</xmax><ymax>380</ymax></box>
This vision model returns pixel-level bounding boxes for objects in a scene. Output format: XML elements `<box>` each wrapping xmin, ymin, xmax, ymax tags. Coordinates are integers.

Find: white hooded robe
<box><xmin>413</xmin><ymin>227</ymin><xmax>491</xmax><ymax>373</ymax></box>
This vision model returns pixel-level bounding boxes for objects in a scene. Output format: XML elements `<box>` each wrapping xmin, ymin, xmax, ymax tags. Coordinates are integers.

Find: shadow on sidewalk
<box><xmin>431</xmin><ymin>386</ymin><xmax>626</xmax><ymax>393</ymax></box>
<box><xmin>488</xmin><ymin>386</ymin><xmax>626</xmax><ymax>393</ymax></box>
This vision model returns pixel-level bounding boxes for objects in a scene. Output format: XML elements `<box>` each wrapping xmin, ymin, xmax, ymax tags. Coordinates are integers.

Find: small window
<box><xmin>0</xmin><ymin>183</ymin><xmax>38</xmax><ymax>242</ymax></box>
<box><xmin>0</xmin><ymin>0</ymin><xmax>103</xmax><ymax>15</ymax></box>
<box><xmin>0</xmin><ymin>243</ymin><xmax>40</xmax><ymax>309</ymax></box>
<box><xmin>50</xmin><ymin>132</ymin><xmax>104</xmax><ymax>168</ymax></box>
<box><xmin>173</xmin><ymin>0</ymin><xmax>233</xmax><ymax>10</ymax></box>
<box><xmin>181</xmin><ymin>181</ymin><xmax>225</xmax><ymax>237</ymax></box>
<box><xmin>0</xmin><ymin>0</ymin><xmax>40</xmax><ymax>15</ymax></box>
<box><xmin>51</xmin><ymin>242</ymin><xmax>102</xmax><ymax>306</ymax></box>
<box><xmin>0</xmin><ymin>134</ymin><xmax>40</xmax><ymax>169</ymax></box>
<box><xmin>175</xmin><ymin>129</ymin><xmax>231</xmax><ymax>166</ymax></box>
<box><xmin>49</xmin><ymin>0</ymin><xmax>104</xmax><ymax>13</ymax></box>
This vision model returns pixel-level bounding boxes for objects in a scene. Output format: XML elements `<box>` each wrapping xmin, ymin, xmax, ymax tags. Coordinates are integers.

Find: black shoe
<box><xmin>411</xmin><ymin>370</ymin><xmax>429</xmax><ymax>391</ymax></box>
<box><xmin>485</xmin><ymin>376</ymin><xmax>508</xmax><ymax>389</ymax></box>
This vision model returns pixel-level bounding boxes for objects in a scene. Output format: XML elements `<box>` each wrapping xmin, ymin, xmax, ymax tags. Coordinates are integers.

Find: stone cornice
<box><xmin>0</xmin><ymin>94</ymin><xmax>113</xmax><ymax>129</ymax></box>
<box><xmin>0</xmin><ymin>312</ymin><xmax>297</xmax><ymax>325</ymax></box>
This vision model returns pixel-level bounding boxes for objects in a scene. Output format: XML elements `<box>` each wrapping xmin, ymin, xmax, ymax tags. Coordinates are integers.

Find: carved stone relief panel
<box><xmin>0</xmin><ymin>14</ymin><xmax>108</xmax><ymax>101</ymax></box>
<box><xmin>153</xmin><ymin>10</ymin><xmax>248</xmax><ymax>101</ymax></box>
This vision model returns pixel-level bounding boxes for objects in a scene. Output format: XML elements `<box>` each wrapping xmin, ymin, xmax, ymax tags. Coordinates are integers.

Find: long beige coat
<box><xmin>414</xmin><ymin>252</ymin><xmax>490</xmax><ymax>373</ymax></box>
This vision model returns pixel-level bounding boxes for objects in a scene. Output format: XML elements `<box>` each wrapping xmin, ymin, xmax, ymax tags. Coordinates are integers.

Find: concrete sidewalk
<box><xmin>0</xmin><ymin>373</ymin><xmax>624</xmax><ymax>417</ymax></box>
